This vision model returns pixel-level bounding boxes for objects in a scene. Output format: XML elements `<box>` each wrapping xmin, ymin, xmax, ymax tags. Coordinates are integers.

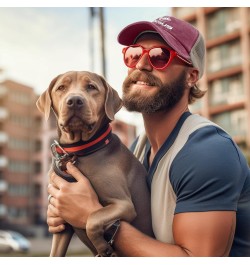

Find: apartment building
<box><xmin>172</xmin><ymin>7</ymin><xmax>250</xmax><ymax>162</ymax></box>
<box><xmin>0</xmin><ymin>79</ymin><xmax>43</xmax><ymax>229</ymax></box>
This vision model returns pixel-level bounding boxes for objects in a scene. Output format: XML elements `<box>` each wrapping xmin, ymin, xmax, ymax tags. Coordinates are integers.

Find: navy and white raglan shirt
<box><xmin>131</xmin><ymin>112</ymin><xmax>250</xmax><ymax>257</ymax></box>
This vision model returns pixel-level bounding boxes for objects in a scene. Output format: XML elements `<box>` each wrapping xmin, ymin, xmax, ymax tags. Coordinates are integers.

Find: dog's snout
<box><xmin>66</xmin><ymin>95</ymin><xmax>84</xmax><ymax>109</ymax></box>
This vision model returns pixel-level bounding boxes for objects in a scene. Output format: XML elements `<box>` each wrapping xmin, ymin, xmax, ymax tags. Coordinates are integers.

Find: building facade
<box><xmin>0</xmin><ymin>80</ymin><xmax>43</xmax><ymax>230</ymax></box>
<box><xmin>172</xmin><ymin>7</ymin><xmax>250</xmax><ymax>162</ymax></box>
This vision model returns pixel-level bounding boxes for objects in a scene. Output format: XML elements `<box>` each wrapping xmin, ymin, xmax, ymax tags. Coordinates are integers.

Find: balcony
<box><xmin>0</xmin><ymin>156</ymin><xmax>8</xmax><ymax>168</ymax></box>
<box><xmin>0</xmin><ymin>204</ymin><xmax>7</xmax><ymax>217</ymax></box>
<box><xmin>0</xmin><ymin>131</ymin><xmax>8</xmax><ymax>145</ymax></box>
<box><xmin>0</xmin><ymin>107</ymin><xmax>8</xmax><ymax>121</ymax></box>
<box><xmin>0</xmin><ymin>180</ymin><xmax>8</xmax><ymax>192</ymax></box>
<box><xmin>0</xmin><ymin>84</ymin><xmax>7</xmax><ymax>98</ymax></box>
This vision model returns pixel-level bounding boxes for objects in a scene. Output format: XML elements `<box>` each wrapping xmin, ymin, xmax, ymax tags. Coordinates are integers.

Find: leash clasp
<box><xmin>51</xmin><ymin>140</ymin><xmax>69</xmax><ymax>160</ymax></box>
<box><xmin>51</xmin><ymin>140</ymin><xmax>77</xmax><ymax>172</ymax></box>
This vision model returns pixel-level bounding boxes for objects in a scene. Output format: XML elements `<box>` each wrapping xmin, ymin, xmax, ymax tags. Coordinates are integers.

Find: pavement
<box><xmin>31</xmin><ymin>235</ymin><xmax>92</xmax><ymax>256</ymax></box>
<box><xmin>1</xmin><ymin>235</ymin><xmax>92</xmax><ymax>257</ymax></box>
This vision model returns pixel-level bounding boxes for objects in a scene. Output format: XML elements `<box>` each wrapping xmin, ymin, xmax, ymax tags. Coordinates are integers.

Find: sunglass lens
<box><xmin>149</xmin><ymin>48</ymin><xmax>170</xmax><ymax>69</ymax></box>
<box><xmin>124</xmin><ymin>46</ymin><xmax>143</xmax><ymax>68</ymax></box>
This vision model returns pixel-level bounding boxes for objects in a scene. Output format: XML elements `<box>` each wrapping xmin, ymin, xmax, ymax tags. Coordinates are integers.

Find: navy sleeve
<box><xmin>170</xmin><ymin>126</ymin><xmax>246</xmax><ymax>214</ymax></box>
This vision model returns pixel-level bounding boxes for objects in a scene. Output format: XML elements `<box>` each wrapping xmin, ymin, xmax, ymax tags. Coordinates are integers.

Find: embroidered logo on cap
<box><xmin>154</xmin><ymin>16</ymin><xmax>173</xmax><ymax>30</ymax></box>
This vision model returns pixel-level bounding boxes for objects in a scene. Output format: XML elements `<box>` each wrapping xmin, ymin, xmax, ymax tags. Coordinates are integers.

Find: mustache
<box><xmin>123</xmin><ymin>70</ymin><xmax>163</xmax><ymax>88</ymax></box>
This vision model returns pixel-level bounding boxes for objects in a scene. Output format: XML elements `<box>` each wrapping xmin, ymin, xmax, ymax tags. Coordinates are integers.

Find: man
<box><xmin>47</xmin><ymin>15</ymin><xmax>250</xmax><ymax>256</ymax></box>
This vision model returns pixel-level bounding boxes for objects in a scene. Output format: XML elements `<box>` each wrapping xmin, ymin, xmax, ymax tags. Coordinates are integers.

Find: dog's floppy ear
<box><xmin>36</xmin><ymin>75</ymin><xmax>60</xmax><ymax>121</ymax></box>
<box><xmin>100</xmin><ymin>76</ymin><xmax>123</xmax><ymax>121</ymax></box>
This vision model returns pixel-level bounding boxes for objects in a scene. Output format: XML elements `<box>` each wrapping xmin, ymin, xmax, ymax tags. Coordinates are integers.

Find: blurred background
<box><xmin>0</xmin><ymin>6</ymin><xmax>250</xmax><ymax>256</ymax></box>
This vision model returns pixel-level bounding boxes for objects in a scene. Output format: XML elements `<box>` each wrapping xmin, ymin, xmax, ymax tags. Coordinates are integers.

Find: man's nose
<box><xmin>135</xmin><ymin>53</ymin><xmax>153</xmax><ymax>71</ymax></box>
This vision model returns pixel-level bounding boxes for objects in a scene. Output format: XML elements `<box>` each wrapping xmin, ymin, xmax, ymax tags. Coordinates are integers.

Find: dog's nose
<box><xmin>66</xmin><ymin>96</ymin><xmax>84</xmax><ymax>109</ymax></box>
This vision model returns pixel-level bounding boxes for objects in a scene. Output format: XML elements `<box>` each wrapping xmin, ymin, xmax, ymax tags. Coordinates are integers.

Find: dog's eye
<box><xmin>57</xmin><ymin>85</ymin><xmax>66</xmax><ymax>91</ymax></box>
<box><xmin>86</xmin><ymin>84</ymin><xmax>97</xmax><ymax>91</ymax></box>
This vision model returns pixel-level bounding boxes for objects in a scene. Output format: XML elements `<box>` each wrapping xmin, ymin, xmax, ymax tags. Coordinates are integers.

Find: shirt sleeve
<box><xmin>170</xmin><ymin>126</ymin><xmax>245</xmax><ymax>214</ymax></box>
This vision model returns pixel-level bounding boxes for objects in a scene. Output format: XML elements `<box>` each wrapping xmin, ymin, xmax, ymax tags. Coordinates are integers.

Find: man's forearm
<box><xmin>113</xmin><ymin>221</ymin><xmax>189</xmax><ymax>257</ymax></box>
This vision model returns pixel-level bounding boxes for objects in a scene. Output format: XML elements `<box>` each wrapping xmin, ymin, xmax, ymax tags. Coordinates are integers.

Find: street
<box><xmin>0</xmin><ymin>235</ymin><xmax>92</xmax><ymax>257</ymax></box>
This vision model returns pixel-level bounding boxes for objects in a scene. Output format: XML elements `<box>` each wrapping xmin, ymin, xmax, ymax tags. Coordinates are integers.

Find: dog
<box><xmin>36</xmin><ymin>71</ymin><xmax>154</xmax><ymax>257</ymax></box>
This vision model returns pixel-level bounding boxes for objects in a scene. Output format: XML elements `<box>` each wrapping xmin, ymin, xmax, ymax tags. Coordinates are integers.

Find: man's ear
<box><xmin>36</xmin><ymin>75</ymin><xmax>61</xmax><ymax>121</ymax></box>
<box><xmin>186</xmin><ymin>68</ymin><xmax>199</xmax><ymax>87</ymax></box>
<box><xmin>99</xmin><ymin>75</ymin><xmax>123</xmax><ymax>121</ymax></box>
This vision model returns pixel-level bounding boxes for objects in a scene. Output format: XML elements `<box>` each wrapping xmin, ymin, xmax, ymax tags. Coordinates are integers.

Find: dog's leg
<box><xmin>74</xmin><ymin>228</ymin><xmax>98</xmax><ymax>256</ymax></box>
<box><xmin>86</xmin><ymin>199</ymin><xmax>136</xmax><ymax>257</ymax></box>
<box><xmin>50</xmin><ymin>223</ymin><xmax>74</xmax><ymax>256</ymax></box>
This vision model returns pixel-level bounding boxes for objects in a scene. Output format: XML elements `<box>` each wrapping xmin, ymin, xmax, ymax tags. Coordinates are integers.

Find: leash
<box><xmin>51</xmin><ymin>125</ymin><xmax>113</xmax><ymax>181</ymax></box>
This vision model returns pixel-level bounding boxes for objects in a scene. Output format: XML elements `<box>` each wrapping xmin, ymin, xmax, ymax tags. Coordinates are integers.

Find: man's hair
<box><xmin>189</xmin><ymin>85</ymin><xmax>206</xmax><ymax>104</ymax></box>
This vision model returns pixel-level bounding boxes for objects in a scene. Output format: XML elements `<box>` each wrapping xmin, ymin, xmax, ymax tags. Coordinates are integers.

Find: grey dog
<box><xmin>36</xmin><ymin>71</ymin><xmax>153</xmax><ymax>257</ymax></box>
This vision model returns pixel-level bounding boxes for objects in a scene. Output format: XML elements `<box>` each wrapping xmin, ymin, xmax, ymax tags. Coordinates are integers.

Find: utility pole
<box><xmin>99</xmin><ymin>7</ymin><xmax>106</xmax><ymax>78</ymax></box>
<box><xmin>89</xmin><ymin>7</ymin><xmax>95</xmax><ymax>72</ymax></box>
<box><xmin>88</xmin><ymin>7</ymin><xmax>106</xmax><ymax>77</ymax></box>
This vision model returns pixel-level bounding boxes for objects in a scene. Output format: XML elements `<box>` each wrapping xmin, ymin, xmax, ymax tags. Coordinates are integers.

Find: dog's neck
<box><xmin>51</xmin><ymin>124</ymin><xmax>113</xmax><ymax>182</ymax></box>
<box><xmin>54</xmin><ymin>124</ymin><xmax>113</xmax><ymax>157</ymax></box>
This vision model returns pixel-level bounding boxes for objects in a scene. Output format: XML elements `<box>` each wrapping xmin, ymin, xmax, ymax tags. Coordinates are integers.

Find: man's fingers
<box><xmin>66</xmin><ymin>162</ymin><xmax>87</xmax><ymax>182</ymax></box>
<box><xmin>48</xmin><ymin>222</ymin><xmax>65</xmax><ymax>234</ymax></box>
<box><xmin>47</xmin><ymin>215</ymin><xmax>65</xmax><ymax>227</ymax></box>
<box><xmin>47</xmin><ymin>183</ymin><xmax>60</xmax><ymax>200</ymax></box>
<box><xmin>50</xmin><ymin>171</ymin><xmax>67</xmax><ymax>189</ymax></box>
<box><xmin>47</xmin><ymin>201</ymin><xmax>66</xmax><ymax>233</ymax></box>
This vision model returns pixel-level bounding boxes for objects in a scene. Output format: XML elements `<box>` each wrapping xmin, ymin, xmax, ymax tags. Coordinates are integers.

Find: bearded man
<box><xmin>47</xmin><ymin>15</ymin><xmax>250</xmax><ymax>257</ymax></box>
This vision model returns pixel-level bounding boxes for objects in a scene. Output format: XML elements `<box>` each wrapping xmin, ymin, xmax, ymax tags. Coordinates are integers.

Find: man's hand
<box><xmin>47</xmin><ymin>162</ymin><xmax>102</xmax><ymax>231</ymax></box>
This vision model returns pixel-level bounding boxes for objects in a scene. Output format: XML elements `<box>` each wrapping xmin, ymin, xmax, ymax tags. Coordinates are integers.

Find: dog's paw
<box><xmin>96</xmin><ymin>245</ymin><xmax>116</xmax><ymax>257</ymax></box>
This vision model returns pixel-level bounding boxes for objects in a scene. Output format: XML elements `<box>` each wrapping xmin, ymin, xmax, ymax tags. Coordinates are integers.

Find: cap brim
<box><xmin>117</xmin><ymin>21</ymin><xmax>190</xmax><ymax>61</ymax></box>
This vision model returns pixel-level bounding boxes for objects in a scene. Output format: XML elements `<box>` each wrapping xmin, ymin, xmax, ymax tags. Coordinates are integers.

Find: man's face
<box><xmin>122</xmin><ymin>34</ymin><xmax>188</xmax><ymax>113</ymax></box>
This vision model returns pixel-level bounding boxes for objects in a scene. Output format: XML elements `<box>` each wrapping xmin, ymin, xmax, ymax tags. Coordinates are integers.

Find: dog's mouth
<box><xmin>60</xmin><ymin>116</ymin><xmax>96</xmax><ymax>137</ymax></box>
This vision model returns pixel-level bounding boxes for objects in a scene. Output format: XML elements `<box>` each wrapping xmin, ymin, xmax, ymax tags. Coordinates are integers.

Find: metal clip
<box><xmin>51</xmin><ymin>140</ymin><xmax>77</xmax><ymax>172</ymax></box>
<box><xmin>51</xmin><ymin>140</ymin><xmax>69</xmax><ymax>160</ymax></box>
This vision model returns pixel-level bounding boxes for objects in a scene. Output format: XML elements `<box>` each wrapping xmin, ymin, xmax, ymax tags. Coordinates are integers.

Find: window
<box><xmin>212</xmin><ymin>109</ymin><xmax>246</xmax><ymax>137</ymax></box>
<box><xmin>9</xmin><ymin>91</ymin><xmax>31</xmax><ymax>105</ymax></box>
<box><xmin>8</xmin><ymin>137</ymin><xmax>32</xmax><ymax>151</ymax></box>
<box><xmin>209</xmin><ymin>74</ymin><xmax>244</xmax><ymax>106</ymax></box>
<box><xmin>207</xmin><ymin>47</ymin><xmax>221</xmax><ymax>72</ymax></box>
<box><xmin>8</xmin><ymin>184</ymin><xmax>29</xmax><ymax>196</ymax></box>
<box><xmin>207</xmin><ymin>40</ymin><xmax>241</xmax><ymax>73</ymax></box>
<box><xmin>8</xmin><ymin>206</ymin><xmax>28</xmax><ymax>219</ymax></box>
<box><xmin>34</xmin><ymin>140</ymin><xmax>42</xmax><ymax>152</ymax></box>
<box><xmin>206</xmin><ymin>8</ymin><xmax>240</xmax><ymax>39</ymax></box>
<box><xmin>8</xmin><ymin>160</ymin><xmax>32</xmax><ymax>174</ymax></box>
<box><xmin>33</xmin><ymin>161</ymin><xmax>41</xmax><ymax>174</ymax></box>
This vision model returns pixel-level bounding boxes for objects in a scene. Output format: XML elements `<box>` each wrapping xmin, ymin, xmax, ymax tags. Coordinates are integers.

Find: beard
<box><xmin>122</xmin><ymin>70</ymin><xmax>187</xmax><ymax>113</ymax></box>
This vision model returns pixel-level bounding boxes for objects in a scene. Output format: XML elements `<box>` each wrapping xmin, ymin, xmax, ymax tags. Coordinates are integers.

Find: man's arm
<box><xmin>114</xmin><ymin>211</ymin><xmax>235</xmax><ymax>257</ymax></box>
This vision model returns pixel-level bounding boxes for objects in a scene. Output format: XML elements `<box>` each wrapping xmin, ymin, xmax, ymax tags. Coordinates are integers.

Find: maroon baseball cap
<box><xmin>118</xmin><ymin>16</ymin><xmax>205</xmax><ymax>78</ymax></box>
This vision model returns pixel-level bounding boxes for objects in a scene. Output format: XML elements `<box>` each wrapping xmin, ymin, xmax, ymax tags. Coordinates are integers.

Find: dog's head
<box><xmin>36</xmin><ymin>71</ymin><xmax>123</xmax><ymax>142</ymax></box>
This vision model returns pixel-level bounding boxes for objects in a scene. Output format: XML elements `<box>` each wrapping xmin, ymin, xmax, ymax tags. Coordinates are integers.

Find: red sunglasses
<box><xmin>122</xmin><ymin>45</ymin><xmax>192</xmax><ymax>70</ymax></box>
